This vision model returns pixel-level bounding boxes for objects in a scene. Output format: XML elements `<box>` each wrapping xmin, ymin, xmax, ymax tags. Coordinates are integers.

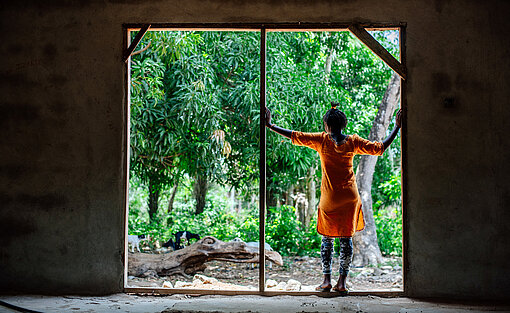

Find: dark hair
<box><xmin>323</xmin><ymin>102</ymin><xmax>347</xmax><ymax>144</ymax></box>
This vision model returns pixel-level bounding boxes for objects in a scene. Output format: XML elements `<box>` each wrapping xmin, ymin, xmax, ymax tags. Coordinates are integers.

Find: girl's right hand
<box><xmin>265</xmin><ymin>107</ymin><xmax>272</xmax><ymax>127</ymax></box>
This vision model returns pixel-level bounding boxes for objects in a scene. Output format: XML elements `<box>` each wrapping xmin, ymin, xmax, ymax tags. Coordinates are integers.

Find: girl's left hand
<box><xmin>396</xmin><ymin>109</ymin><xmax>402</xmax><ymax>128</ymax></box>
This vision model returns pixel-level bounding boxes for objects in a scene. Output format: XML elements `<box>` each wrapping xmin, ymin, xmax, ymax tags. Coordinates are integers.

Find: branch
<box><xmin>131</xmin><ymin>40</ymin><xmax>152</xmax><ymax>56</ymax></box>
<box><xmin>137</xmin><ymin>153</ymin><xmax>183</xmax><ymax>160</ymax></box>
<box><xmin>219</xmin><ymin>67</ymin><xmax>236</xmax><ymax>88</ymax></box>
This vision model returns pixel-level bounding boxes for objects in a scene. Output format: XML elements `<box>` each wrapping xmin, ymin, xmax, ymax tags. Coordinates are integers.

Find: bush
<box><xmin>374</xmin><ymin>206</ymin><xmax>402</xmax><ymax>256</ymax></box>
<box><xmin>373</xmin><ymin>173</ymin><xmax>402</xmax><ymax>256</ymax></box>
<box><xmin>129</xmin><ymin>194</ymin><xmax>323</xmax><ymax>256</ymax></box>
<box><xmin>129</xmin><ymin>177</ymin><xmax>401</xmax><ymax>257</ymax></box>
<box><xmin>266</xmin><ymin>205</ymin><xmax>321</xmax><ymax>256</ymax></box>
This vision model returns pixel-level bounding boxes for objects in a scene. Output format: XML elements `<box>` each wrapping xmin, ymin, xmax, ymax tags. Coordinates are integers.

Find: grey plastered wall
<box><xmin>1</xmin><ymin>0</ymin><xmax>509</xmax><ymax>300</ymax></box>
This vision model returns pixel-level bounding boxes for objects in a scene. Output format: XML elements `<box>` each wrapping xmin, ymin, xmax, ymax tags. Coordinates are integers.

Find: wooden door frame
<box><xmin>122</xmin><ymin>22</ymin><xmax>407</xmax><ymax>297</ymax></box>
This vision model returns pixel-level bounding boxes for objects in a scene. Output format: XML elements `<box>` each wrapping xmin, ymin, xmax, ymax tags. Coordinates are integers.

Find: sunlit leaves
<box><xmin>265</xmin><ymin>31</ymin><xmax>399</xmax><ymax>199</ymax></box>
<box><xmin>130</xmin><ymin>30</ymin><xmax>401</xmax><ymax>223</ymax></box>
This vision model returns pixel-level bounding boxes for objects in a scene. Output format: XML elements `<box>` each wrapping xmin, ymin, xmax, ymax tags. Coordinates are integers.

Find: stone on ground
<box><xmin>174</xmin><ymin>274</ymin><xmax>255</xmax><ymax>290</ymax></box>
<box><xmin>162</xmin><ymin>281</ymin><xmax>173</xmax><ymax>288</ymax></box>
<box><xmin>285</xmin><ymin>279</ymin><xmax>301</xmax><ymax>291</ymax></box>
<box><xmin>193</xmin><ymin>274</ymin><xmax>219</xmax><ymax>284</ymax></box>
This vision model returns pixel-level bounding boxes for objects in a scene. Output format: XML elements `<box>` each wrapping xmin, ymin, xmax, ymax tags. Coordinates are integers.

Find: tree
<box><xmin>131</xmin><ymin>31</ymin><xmax>261</xmax><ymax>217</ymax></box>
<box><xmin>266</xmin><ymin>32</ymin><xmax>343</xmax><ymax>212</ymax></box>
<box><xmin>129</xmin><ymin>30</ymin><xmax>403</xmax><ymax>261</ymax></box>
<box><xmin>130</xmin><ymin>45</ymin><xmax>180</xmax><ymax>220</ymax></box>
<box><xmin>130</xmin><ymin>31</ymin><xmax>228</xmax><ymax>218</ymax></box>
<box><xmin>266</xmin><ymin>31</ymin><xmax>398</xmax><ymax>228</ymax></box>
<box><xmin>204</xmin><ymin>31</ymin><xmax>261</xmax><ymax>207</ymax></box>
<box><xmin>353</xmin><ymin>73</ymin><xmax>400</xmax><ymax>266</ymax></box>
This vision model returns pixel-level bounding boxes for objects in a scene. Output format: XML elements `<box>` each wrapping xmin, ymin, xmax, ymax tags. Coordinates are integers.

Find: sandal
<box><xmin>315</xmin><ymin>285</ymin><xmax>332</xmax><ymax>292</ymax></box>
<box><xmin>332</xmin><ymin>286</ymin><xmax>349</xmax><ymax>295</ymax></box>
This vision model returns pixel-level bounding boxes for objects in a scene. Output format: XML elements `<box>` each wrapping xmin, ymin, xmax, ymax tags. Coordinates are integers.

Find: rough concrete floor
<box><xmin>0</xmin><ymin>294</ymin><xmax>508</xmax><ymax>313</ymax></box>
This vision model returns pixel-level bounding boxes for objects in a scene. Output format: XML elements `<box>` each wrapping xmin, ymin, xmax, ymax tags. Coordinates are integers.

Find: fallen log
<box><xmin>128</xmin><ymin>236</ymin><xmax>283</xmax><ymax>277</ymax></box>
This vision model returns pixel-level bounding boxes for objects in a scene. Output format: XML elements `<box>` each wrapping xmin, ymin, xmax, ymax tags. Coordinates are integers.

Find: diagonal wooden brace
<box><xmin>348</xmin><ymin>24</ymin><xmax>406</xmax><ymax>80</ymax></box>
<box><xmin>123</xmin><ymin>24</ymin><xmax>151</xmax><ymax>63</ymax></box>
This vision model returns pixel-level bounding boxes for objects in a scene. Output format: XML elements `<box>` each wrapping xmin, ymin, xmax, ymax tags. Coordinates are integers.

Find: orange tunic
<box><xmin>291</xmin><ymin>132</ymin><xmax>385</xmax><ymax>238</ymax></box>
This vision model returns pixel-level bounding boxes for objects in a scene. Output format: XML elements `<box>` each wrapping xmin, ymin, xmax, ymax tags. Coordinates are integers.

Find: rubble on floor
<box><xmin>1</xmin><ymin>294</ymin><xmax>507</xmax><ymax>313</ymax></box>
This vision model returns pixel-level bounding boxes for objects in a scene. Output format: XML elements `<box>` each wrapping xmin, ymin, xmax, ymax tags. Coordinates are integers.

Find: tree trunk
<box><xmin>165</xmin><ymin>179</ymin><xmax>179</xmax><ymax>226</ymax></box>
<box><xmin>148</xmin><ymin>180</ymin><xmax>160</xmax><ymax>221</ymax></box>
<box><xmin>287</xmin><ymin>184</ymin><xmax>294</xmax><ymax>208</ymax></box>
<box><xmin>167</xmin><ymin>179</ymin><xmax>179</xmax><ymax>214</ymax></box>
<box><xmin>249</xmin><ymin>194</ymin><xmax>256</xmax><ymax>211</ymax></box>
<box><xmin>237</xmin><ymin>197</ymin><xmax>242</xmax><ymax>213</ymax></box>
<box><xmin>128</xmin><ymin>236</ymin><xmax>283</xmax><ymax>278</ymax></box>
<box><xmin>353</xmin><ymin>73</ymin><xmax>400</xmax><ymax>266</ymax></box>
<box><xmin>266</xmin><ymin>188</ymin><xmax>275</xmax><ymax>208</ymax></box>
<box><xmin>296</xmin><ymin>190</ymin><xmax>306</xmax><ymax>226</ymax></box>
<box><xmin>324</xmin><ymin>47</ymin><xmax>335</xmax><ymax>83</ymax></box>
<box><xmin>193</xmin><ymin>174</ymin><xmax>208</xmax><ymax>215</ymax></box>
<box><xmin>230</xmin><ymin>186</ymin><xmax>236</xmax><ymax>211</ymax></box>
<box><xmin>305</xmin><ymin>165</ymin><xmax>317</xmax><ymax>228</ymax></box>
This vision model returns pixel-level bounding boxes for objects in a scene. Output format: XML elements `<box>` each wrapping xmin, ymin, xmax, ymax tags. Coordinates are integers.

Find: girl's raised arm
<box><xmin>265</xmin><ymin>107</ymin><xmax>292</xmax><ymax>139</ymax></box>
<box><xmin>382</xmin><ymin>109</ymin><xmax>402</xmax><ymax>150</ymax></box>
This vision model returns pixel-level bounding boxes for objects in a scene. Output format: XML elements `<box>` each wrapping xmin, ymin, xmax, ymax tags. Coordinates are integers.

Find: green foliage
<box><xmin>266</xmin><ymin>205</ymin><xmax>321</xmax><ymax>256</ymax></box>
<box><xmin>374</xmin><ymin>207</ymin><xmax>402</xmax><ymax>256</ymax></box>
<box><xmin>129</xmin><ymin>178</ymin><xmax>321</xmax><ymax>256</ymax></box>
<box><xmin>373</xmin><ymin>173</ymin><xmax>402</xmax><ymax>256</ymax></box>
<box><xmin>129</xmin><ymin>173</ymin><xmax>400</xmax><ymax>257</ymax></box>
<box><xmin>377</xmin><ymin>173</ymin><xmax>402</xmax><ymax>206</ymax></box>
<box><xmin>129</xmin><ymin>30</ymin><xmax>403</xmax><ymax>257</ymax></box>
<box><xmin>265</xmin><ymin>31</ymin><xmax>399</xmax><ymax>200</ymax></box>
<box><xmin>130</xmin><ymin>31</ymin><xmax>263</xmax><ymax>217</ymax></box>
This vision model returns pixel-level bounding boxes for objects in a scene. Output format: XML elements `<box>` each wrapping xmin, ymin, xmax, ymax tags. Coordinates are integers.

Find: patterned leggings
<box><xmin>321</xmin><ymin>236</ymin><xmax>353</xmax><ymax>276</ymax></box>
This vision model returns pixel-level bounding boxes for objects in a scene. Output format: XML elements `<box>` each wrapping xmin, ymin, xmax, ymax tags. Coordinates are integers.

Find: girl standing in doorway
<box><xmin>265</xmin><ymin>103</ymin><xmax>401</xmax><ymax>294</ymax></box>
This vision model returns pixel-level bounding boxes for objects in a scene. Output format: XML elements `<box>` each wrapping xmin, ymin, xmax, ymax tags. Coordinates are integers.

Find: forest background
<box><xmin>128</xmin><ymin>30</ymin><xmax>402</xmax><ymax>264</ymax></box>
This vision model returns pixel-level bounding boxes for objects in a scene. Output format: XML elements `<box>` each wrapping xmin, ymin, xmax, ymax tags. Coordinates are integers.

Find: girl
<box><xmin>265</xmin><ymin>103</ymin><xmax>402</xmax><ymax>294</ymax></box>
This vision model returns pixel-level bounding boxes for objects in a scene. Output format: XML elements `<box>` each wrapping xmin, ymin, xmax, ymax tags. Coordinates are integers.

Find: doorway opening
<box><xmin>123</xmin><ymin>23</ymin><xmax>407</xmax><ymax>296</ymax></box>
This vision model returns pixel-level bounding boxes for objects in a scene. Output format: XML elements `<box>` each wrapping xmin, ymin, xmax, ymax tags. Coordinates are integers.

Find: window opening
<box><xmin>126</xmin><ymin>30</ymin><xmax>262</xmax><ymax>291</ymax></box>
<box><xmin>265</xmin><ymin>29</ymin><xmax>402</xmax><ymax>292</ymax></box>
<box><xmin>124</xmin><ymin>23</ymin><xmax>406</xmax><ymax>296</ymax></box>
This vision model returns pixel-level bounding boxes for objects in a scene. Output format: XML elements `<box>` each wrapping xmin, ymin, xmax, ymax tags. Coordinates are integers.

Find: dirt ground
<box><xmin>127</xmin><ymin>254</ymin><xmax>402</xmax><ymax>291</ymax></box>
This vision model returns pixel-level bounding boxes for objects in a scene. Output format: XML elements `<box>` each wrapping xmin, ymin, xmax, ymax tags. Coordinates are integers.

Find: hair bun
<box><xmin>330</xmin><ymin>101</ymin><xmax>339</xmax><ymax>109</ymax></box>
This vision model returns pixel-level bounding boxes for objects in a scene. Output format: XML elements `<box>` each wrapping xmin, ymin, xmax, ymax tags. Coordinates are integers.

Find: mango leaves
<box><xmin>130</xmin><ymin>30</ymin><xmax>400</xmax><ymax>216</ymax></box>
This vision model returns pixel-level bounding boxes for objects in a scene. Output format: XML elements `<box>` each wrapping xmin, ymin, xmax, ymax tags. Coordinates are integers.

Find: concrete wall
<box><xmin>1</xmin><ymin>0</ymin><xmax>509</xmax><ymax>300</ymax></box>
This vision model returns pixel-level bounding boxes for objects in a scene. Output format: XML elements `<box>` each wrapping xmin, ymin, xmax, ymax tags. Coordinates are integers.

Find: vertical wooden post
<box><xmin>399</xmin><ymin>23</ymin><xmax>409</xmax><ymax>296</ymax></box>
<box><xmin>259</xmin><ymin>27</ymin><xmax>267</xmax><ymax>292</ymax></box>
<box><xmin>123</xmin><ymin>28</ymin><xmax>132</xmax><ymax>289</ymax></box>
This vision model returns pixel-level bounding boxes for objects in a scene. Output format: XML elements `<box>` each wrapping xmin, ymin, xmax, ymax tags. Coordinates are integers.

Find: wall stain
<box><xmin>0</xmin><ymin>72</ymin><xmax>42</xmax><ymax>87</ymax></box>
<box><xmin>65</xmin><ymin>45</ymin><xmax>79</xmax><ymax>53</ymax></box>
<box><xmin>0</xmin><ymin>216</ymin><xmax>37</xmax><ymax>245</ymax></box>
<box><xmin>16</xmin><ymin>193</ymin><xmax>69</xmax><ymax>211</ymax></box>
<box><xmin>0</xmin><ymin>103</ymin><xmax>40</xmax><ymax>128</ymax></box>
<box><xmin>43</xmin><ymin>43</ymin><xmax>57</xmax><ymax>59</ymax></box>
<box><xmin>0</xmin><ymin>193</ymin><xmax>13</xmax><ymax>206</ymax></box>
<box><xmin>49</xmin><ymin>74</ymin><xmax>69</xmax><ymax>85</ymax></box>
<box><xmin>8</xmin><ymin>43</ymin><xmax>25</xmax><ymax>54</ymax></box>
<box><xmin>0</xmin><ymin>164</ymin><xmax>30</xmax><ymax>180</ymax></box>
<box><xmin>434</xmin><ymin>0</ymin><xmax>450</xmax><ymax>13</ymax></box>
<box><xmin>455</xmin><ymin>73</ymin><xmax>483</xmax><ymax>92</ymax></box>
<box><xmin>49</xmin><ymin>101</ymin><xmax>69</xmax><ymax>116</ymax></box>
<box><xmin>431</xmin><ymin>72</ymin><xmax>452</xmax><ymax>94</ymax></box>
<box><xmin>59</xmin><ymin>245</ymin><xmax>69</xmax><ymax>255</ymax></box>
